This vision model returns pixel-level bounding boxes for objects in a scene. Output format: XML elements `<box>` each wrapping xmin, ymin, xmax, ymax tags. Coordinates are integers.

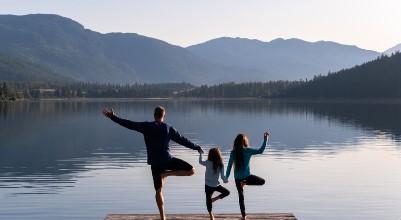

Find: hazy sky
<box><xmin>1</xmin><ymin>0</ymin><xmax>400</xmax><ymax>51</ymax></box>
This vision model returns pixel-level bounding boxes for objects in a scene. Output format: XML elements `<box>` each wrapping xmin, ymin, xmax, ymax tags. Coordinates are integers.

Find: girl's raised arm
<box><xmin>248</xmin><ymin>131</ymin><xmax>269</xmax><ymax>155</ymax></box>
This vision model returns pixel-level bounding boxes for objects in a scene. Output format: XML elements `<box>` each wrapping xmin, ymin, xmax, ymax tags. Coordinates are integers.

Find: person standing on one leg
<box><xmin>199</xmin><ymin>148</ymin><xmax>230</xmax><ymax>220</ymax></box>
<box><xmin>225</xmin><ymin>131</ymin><xmax>270</xmax><ymax>220</ymax></box>
<box><xmin>102</xmin><ymin>106</ymin><xmax>203</xmax><ymax>220</ymax></box>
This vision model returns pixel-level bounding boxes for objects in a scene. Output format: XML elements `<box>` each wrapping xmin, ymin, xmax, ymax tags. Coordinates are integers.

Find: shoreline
<box><xmin>3</xmin><ymin>97</ymin><xmax>401</xmax><ymax>104</ymax></box>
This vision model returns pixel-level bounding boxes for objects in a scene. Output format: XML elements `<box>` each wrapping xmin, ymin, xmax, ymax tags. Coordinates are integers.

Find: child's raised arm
<box><xmin>198</xmin><ymin>152</ymin><xmax>207</xmax><ymax>166</ymax></box>
<box><xmin>248</xmin><ymin>131</ymin><xmax>270</xmax><ymax>155</ymax></box>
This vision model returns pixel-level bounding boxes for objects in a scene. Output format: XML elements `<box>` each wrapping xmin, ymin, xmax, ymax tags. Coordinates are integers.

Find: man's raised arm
<box><xmin>102</xmin><ymin>108</ymin><xmax>145</xmax><ymax>133</ymax></box>
<box><xmin>169</xmin><ymin>127</ymin><xmax>203</xmax><ymax>154</ymax></box>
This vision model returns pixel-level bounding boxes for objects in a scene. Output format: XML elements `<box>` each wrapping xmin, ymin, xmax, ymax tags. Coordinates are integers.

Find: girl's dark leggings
<box><xmin>235</xmin><ymin>175</ymin><xmax>266</xmax><ymax>217</ymax></box>
<box><xmin>205</xmin><ymin>185</ymin><xmax>230</xmax><ymax>212</ymax></box>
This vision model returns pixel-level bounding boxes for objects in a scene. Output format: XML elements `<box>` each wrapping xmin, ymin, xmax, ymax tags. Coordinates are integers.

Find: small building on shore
<box><xmin>31</xmin><ymin>88</ymin><xmax>56</xmax><ymax>98</ymax></box>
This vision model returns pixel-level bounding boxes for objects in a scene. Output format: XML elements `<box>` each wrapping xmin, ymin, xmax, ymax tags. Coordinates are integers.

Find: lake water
<box><xmin>1</xmin><ymin>99</ymin><xmax>401</xmax><ymax>220</ymax></box>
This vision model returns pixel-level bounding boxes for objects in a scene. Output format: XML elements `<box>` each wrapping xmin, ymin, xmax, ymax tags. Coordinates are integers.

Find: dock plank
<box><xmin>105</xmin><ymin>213</ymin><xmax>297</xmax><ymax>220</ymax></box>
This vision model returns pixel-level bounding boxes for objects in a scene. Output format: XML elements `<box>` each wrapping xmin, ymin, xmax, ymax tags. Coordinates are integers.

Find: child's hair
<box><xmin>208</xmin><ymin>148</ymin><xmax>224</xmax><ymax>173</ymax></box>
<box><xmin>233</xmin><ymin>133</ymin><xmax>249</xmax><ymax>170</ymax></box>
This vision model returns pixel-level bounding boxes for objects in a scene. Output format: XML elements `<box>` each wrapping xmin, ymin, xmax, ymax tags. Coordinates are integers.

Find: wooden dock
<box><xmin>105</xmin><ymin>213</ymin><xmax>297</xmax><ymax>220</ymax></box>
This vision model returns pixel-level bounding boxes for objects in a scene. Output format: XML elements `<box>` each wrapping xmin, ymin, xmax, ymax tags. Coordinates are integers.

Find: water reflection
<box><xmin>1</xmin><ymin>99</ymin><xmax>401</xmax><ymax>194</ymax></box>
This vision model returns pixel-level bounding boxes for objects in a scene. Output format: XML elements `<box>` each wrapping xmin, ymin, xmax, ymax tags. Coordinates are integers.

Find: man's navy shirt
<box><xmin>110</xmin><ymin>115</ymin><xmax>200</xmax><ymax>166</ymax></box>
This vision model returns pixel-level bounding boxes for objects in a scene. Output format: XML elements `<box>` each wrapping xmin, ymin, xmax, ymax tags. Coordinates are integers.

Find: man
<box><xmin>102</xmin><ymin>106</ymin><xmax>203</xmax><ymax>220</ymax></box>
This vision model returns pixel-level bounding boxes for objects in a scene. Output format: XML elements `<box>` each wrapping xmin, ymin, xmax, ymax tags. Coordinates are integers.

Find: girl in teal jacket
<box><xmin>226</xmin><ymin>131</ymin><xmax>270</xmax><ymax>219</ymax></box>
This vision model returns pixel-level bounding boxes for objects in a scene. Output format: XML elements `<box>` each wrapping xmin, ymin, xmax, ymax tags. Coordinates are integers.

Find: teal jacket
<box><xmin>225</xmin><ymin>139</ymin><xmax>268</xmax><ymax>180</ymax></box>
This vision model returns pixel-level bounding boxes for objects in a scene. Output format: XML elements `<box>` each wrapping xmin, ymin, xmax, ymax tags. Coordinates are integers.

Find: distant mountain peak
<box><xmin>202</xmin><ymin>36</ymin><xmax>263</xmax><ymax>43</ymax></box>
<box><xmin>275</xmin><ymin>37</ymin><xmax>304</xmax><ymax>42</ymax></box>
<box><xmin>19</xmin><ymin>13</ymin><xmax>85</xmax><ymax>28</ymax></box>
<box><xmin>270</xmin><ymin>37</ymin><xmax>285</xmax><ymax>42</ymax></box>
<box><xmin>384</xmin><ymin>43</ymin><xmax>401</xmax><ymax>55</ymax></box>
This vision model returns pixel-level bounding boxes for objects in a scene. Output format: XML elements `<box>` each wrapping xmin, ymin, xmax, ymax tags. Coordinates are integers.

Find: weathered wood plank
<box><xmin>105</xmin><ymin>213</ymin><xmax>297</xmax><ymax>220</ymax></box>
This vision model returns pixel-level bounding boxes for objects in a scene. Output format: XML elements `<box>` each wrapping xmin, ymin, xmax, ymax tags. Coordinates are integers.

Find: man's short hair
<box><xmin>154</xmin><ymin>106</ymin><xmax>165</xmax><ymax>119</ymax></box>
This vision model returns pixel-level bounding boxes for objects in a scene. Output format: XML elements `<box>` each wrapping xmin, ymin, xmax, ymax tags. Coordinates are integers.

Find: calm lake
<box><xmin>1</xmin><ymin>99</ymin><xmax>400</xmax><ymax>220</ymax></box>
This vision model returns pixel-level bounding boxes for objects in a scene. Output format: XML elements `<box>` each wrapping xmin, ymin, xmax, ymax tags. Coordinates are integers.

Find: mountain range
<box><xmin>0</xmin><ymin>14</ymin><xmax>397</xmax><ymax>84</ymax></box>
<box><xmin>0</xmin><ymin>14</ymin><xmax>235</xmax><ymax>84</ymax></box>
<box><xmin>188</xmin><ymin>37</ymin><xmax>380</xmax><ymax>80</ymax></box>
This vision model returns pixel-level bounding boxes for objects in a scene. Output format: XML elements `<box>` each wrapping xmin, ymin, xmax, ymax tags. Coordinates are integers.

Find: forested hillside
<box><xmin>178</xmin><ymin>53</ymin><xmax>401</xmax><ymax>99</ymax></box>
<box><xmin>0</xmin><ymin>54</ymin><xmax>72</xmax><ymax>82</ymax></box>
<box><xmin>283</xmin><ymin>53</ymin><xmax>401</xmax><ymax>98</ymax></box>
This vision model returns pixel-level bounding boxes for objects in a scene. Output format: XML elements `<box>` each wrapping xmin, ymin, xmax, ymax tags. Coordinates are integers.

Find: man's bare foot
<box><xmin>240</xmin><ymin>180</ymin><xmax>246</xmax><ymax>188</ymax></box>
<box><xmin>211</xmin><ymin>196</ymin><xmax>219</xmax><ymax>203</ymax></box>
<box><xmin>241</xmin><ymin>215</ymin><xmax>247</xmax><ymax>220</ymax></box>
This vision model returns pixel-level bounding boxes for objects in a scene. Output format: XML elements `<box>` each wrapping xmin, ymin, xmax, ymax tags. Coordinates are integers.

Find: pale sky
<box><xmin>1</xmin><ymin>0</ymin><xmax>401</xmax><ymax>52</ymax></box>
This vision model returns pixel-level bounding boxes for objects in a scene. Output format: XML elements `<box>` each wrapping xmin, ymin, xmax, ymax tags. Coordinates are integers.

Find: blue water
<box><xmin>1</xmin><ymin>99</ymin><xmax>401</xmax><ymax>220</ymax></box>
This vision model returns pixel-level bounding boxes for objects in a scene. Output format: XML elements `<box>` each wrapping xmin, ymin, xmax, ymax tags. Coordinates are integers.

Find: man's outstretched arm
<box><xmin>169</xmin><ymin>127</ymin><xmax>203</xmax><ymax>154</ymax></box>
<box><xmin>102</xmin><ymin>108</ymin><xmax>145</xmax><ymax>133</ymax></box>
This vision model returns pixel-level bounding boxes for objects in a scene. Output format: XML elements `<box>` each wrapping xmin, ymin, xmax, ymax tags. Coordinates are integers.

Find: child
<box><xmin>199</xmin><ymin>148</ymin><xmax>230</xmax><ymax>220</ymax></box>
<box><xmin>226</xmin><ymin>131</ymin><xmax>269</xmax><ymax>220</ymax></box>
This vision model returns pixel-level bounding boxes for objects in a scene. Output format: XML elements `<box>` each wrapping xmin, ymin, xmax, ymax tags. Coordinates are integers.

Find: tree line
<box><xmin>1</xmin><ymin>80</ymin><xmax>304</xmax><ymax>100</ymax></box>
<box><xmin>0</xmin><ymin>82</ymin><xmax>193</xmax><ymax>101</ymax></box>
<box><xmin>177</xmin><ymin>81</ymin><xmax>304</xmax><ymax>98</ymax></box>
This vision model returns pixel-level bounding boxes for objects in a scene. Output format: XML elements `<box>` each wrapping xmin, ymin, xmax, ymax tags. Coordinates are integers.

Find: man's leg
<box><xmin>152</xmin><ymin>166</ymin><xmax>166</xmax><ymax>220</ymax></box>
<box><xmin>156</xmin><ymin>157</ymin><xmax>194</xmax><ymax>220</ymax></box>
<box><xmin>161</xmin><ymin>168</ymin><xmax>195</xmax><ymax>178</ymax></box>
<box><xmin>161</xmin><ymin>157</ymin><xmax>195</xmax><ymax>179</ymax></box>
<box><xmin>155</xmin><ymin>187</ymin><xmax>165</xmax><ymax>220</ymax></box>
